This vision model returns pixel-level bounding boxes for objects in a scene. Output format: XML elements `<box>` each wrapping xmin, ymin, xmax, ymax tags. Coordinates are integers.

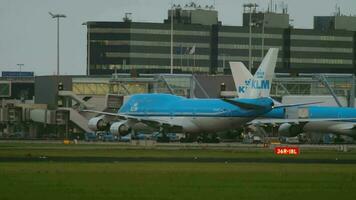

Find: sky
<box><xmin>0</xmin><ymin>0</ymin><xmax>356</xmax><ymax>75</ymax></box>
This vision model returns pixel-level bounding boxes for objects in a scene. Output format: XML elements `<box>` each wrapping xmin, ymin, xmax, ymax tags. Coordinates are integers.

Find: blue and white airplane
<box><xmin>85</xmin><ymin>48</ymin><xmax>313</xmax><ymax>136</ymax></box>
<box><xmin>230</xmin><ymin>59</ymin><xmax>356</xmax><ymax>138</ymax></box>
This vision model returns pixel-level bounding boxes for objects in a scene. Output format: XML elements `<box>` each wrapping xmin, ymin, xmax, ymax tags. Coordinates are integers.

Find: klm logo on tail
<box><xmin>230</xmin><ymin>48</ymin><xmax>279</xmax><ymax>98</ymax></box>
<box><xmin>238</xmin><ymin>86</ymin><xmax>247</xmax><ymax>93</ymax></box>
<box><xmin>238</xmin><ymin>79</ymin><xmax>270</xmax><ymax>94</ymax></box>
<box><xmin>251</xmin><ymin>79</ymin><xmax>270</xmax><ymax>89</ymax></box>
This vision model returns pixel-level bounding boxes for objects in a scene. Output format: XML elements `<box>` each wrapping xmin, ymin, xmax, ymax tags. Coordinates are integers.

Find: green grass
<box><xmin>0</xmin><ymin>162</ymin><xmax>356</xmax><ymax>200</ymax></box>
<box><xmin>0</xmin><ymin>144</ymin><xmax>355</xmax><ymax>160</ymax></box>
<box><xmin>1</xmin><ymin>143</ymin><xmax>356</xmax><ymax>199</ymax></box>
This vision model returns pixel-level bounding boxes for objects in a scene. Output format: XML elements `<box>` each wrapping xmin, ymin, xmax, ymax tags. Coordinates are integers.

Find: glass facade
<box><xmin>87</xmin><ymin>20</ymin><xmax>356</xmax><ymax>75</ymax></box>
<box><xmin>88</xmin><ymin>22</ymin><xmax>212</xmax><ymax>75</ymax></box>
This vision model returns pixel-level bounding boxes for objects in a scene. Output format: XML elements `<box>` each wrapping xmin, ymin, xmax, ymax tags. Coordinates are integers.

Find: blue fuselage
<box><xmin>263</xmin><ymin>106</ymin><xmax>356</xmax><ymax>119</ymax></box>
<box><xmin>119</xmin><ymin>94</ymin><xmax>272</xmax><ymax>117</ymax></box>
<box><xmin>118</xmin><ymin>93</ymin><xmax>274</xmax><ymax>133</ymax></box>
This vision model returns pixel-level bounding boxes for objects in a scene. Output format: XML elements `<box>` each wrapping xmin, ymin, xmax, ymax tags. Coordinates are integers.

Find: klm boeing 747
<box><xmin>85</xmin><ymin>48</ymin><xmax>315</xmax><ymax>138</ymax></box>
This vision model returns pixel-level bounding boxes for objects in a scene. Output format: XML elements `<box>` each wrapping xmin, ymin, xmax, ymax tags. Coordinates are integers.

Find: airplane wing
<box><xmin>249</xmin><ymin>117</ymin><xmax>356</xmax><ymax>125</ymax></box>
<box><xmin>83</xmin><ymin>110</ymin><xmax>183</xmax><ymax>131</ymax></box>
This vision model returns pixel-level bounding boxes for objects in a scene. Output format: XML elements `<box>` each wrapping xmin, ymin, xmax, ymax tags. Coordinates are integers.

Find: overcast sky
<box><xmin>0</xmin><ymin>0</ymin><xmax>355</xmax><ymax>75</ymax></box>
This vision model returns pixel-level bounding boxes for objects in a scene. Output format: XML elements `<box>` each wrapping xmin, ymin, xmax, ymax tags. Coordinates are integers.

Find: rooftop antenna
<box><xmin>280</xmin><ymin>1</ymin><xmax>288</xmax><ymax>14</ymax></box>
<box><xmin>123</xmin><ymin>12</ymin><xmax>132</xmax><ymax>22</ymax></box>
<box><xmin>334</xmin><ymin>3</ymin><xmax>341</xmax><ymax>16</ymax></box>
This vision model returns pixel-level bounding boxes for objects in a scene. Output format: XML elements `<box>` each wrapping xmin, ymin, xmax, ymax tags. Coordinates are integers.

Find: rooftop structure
<box><xmin>84</xmin><ymin>3</ymin><xmax>356</xmax><ymax>76</ymax></box>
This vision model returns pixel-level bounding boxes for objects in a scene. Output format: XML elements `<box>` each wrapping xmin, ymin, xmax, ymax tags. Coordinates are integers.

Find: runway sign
<box><xmin>274</xmin><ymin>146</ymin><xmax>300</xmax><ymax>155</ymax></box>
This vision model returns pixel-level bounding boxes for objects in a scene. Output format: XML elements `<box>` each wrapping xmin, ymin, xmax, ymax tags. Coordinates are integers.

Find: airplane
<box><xmin>229</xmin><ymin>59</ymin><xmax>356</xmax><ymax>139</ymax></box>
<box><xmin>84</xmin><ymin>48</ymin><xmax>314</xmax><ymax>139</ymax></box>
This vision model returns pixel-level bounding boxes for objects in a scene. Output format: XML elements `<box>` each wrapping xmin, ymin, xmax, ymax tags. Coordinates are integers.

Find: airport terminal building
<box><xmin>85</xmin><ymin>5</ymin><xmax>356</xmax><ymax>75</ymax></box>
<box><xmin>2</xmin><ymin>4</ymin><xmax>356</xmax><ymax>142</ymax></box>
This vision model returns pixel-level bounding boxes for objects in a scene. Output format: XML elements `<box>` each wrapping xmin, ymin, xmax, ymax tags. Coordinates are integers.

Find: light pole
<box><xmin>17</xmin><ymin>64</ymin><xmax>24</xmax><ymax>75</ymax></box>
<box><xmin>243</xmin><ymin>3</ymin><xmax>258</xmax><ymax>72</ymax></box>
<box><xmin>49</xmin><ymin>12</ymin><xmax>66</xmax><ymax>76</ymax></box>
<box><xmin>256</xmin><ymin>19</ymin><xmax>267</xmax><ymax>60</ymax></box>
<box><xmin>248</xmin><ymin>11</ymin><xmax>252</xmax><ymax>72</ymax></box>
<box><xmin>170</xmin><ymin>6</ymin><xmax>174</xmax><ymax>74</ymax></box>
<box><xmin>261</xmin><ymin>20</ymin><xmax>265</xmax><ymax>60</ymax></box>
<box><xmin>82</xmin><ymin>22</ymin><xmax>90</xmax><ymax>76</ymax></box>
<box><xmin>170</xmin><ymin>4</ymin><xmax>180</xmax><ymax>74</ymax></box>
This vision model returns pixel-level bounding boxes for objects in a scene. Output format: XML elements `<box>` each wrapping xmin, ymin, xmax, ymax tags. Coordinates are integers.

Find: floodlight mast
<box><xmin>82</xmin><ymin>22</ymin><xmax>90</xmax><ymax>76</ymax></box>
<box><xmin>243</xmin><ymin>3</ymin><xmax>258</xmax><ymax>72</ymax></box>
<box><xmin>49</xmin><ymin>12</ymin><xmax>66</xmax><ymax>76</ymax></box>
<box><xmin>170</xmin><ymin>6</ymin><xmax>174</xmax><ymax>74</ymax></box>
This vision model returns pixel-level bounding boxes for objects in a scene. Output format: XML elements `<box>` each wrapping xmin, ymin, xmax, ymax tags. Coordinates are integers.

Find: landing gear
<box><xmin>180</xmin><ymin>133</ymin><xmax>197</xmax><ymax>143</ymax></box>
<box><xmin>197</xmin><ymin>133</ymin><xmax>220</xmax><ymax>143</ymax></box>
<box><xmin>156</xmin><ymin>128</ymin><xmax>170</xmax><ymax>143</ymax></box>
<box><xmin>180</xmin><ymin>133</ymin><xmax>220</xmax><ymax>143</ymax></box>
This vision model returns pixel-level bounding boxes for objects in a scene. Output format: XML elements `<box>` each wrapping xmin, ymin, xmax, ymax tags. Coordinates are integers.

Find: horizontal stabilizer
<box><xmin>273</xmin><ymin>101</ymin><xmax>323</xmax><ymax>109</ymax></box>
<box><xmin>222</xmin><ymin>99</ymin><xmax>265</xmax><ymax>110</ymax></box>
<box><xmin>222</xmin><ymin>98</ymin><xmax>273</xmax><ymax>110</ymax></box>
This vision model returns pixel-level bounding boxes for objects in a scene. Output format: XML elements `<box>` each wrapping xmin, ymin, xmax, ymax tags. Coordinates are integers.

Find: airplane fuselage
<box><xmin>264</xmin><ymin>106</ymin><xmax>356</xmax><ymax>119</ymax></box>
<box><xmin>263</xmin><ymin>106</ymin><xmax>356</xmax><ymax>136</ymax></box>
<box><xmin>119</xmin><ymin>94</ymin><xmax>273</xmax><ymax>133</ymax></box>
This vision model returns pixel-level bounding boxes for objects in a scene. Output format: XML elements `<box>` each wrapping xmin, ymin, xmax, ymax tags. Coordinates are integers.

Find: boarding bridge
<box><xmin>58</xmin><ymin>107</ymin><xmax>91</xmax><ymax>133</ymax></box>
<box><xmin>30</xmin><ymin>109</ymin><xmax>67</xmax><ymax>125</ymax></box>
<box><xmin>30</xmin><ymin>108</ymin><xmax>91</xmax><ymax>133</ymax></box>
<box><xmin>57</xmin><ymin>90</ymin><xmax>107</xmax><ymax>132</ymax></box>
<box><xmin>58</xmin><ymin>90</ymin><xmax>94</xmax><ymax>109</ymax></box>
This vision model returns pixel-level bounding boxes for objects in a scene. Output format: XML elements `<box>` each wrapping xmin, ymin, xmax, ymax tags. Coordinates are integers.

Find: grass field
<box><xmin>1</xmin><ymin>142</ymin><xmax>356</xmax><ymax>160</ymax></box>
<box><xmin>1</xmin><ymin>142</ymin><xmax>356</xmax><ymax>200</ymax></box>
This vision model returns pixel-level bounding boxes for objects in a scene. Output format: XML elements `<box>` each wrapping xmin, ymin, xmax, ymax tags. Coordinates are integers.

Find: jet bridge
<box><xmin>58</xmin><ymin>90</ymin><xmax>94</xmax><ymax>109</ymax></box>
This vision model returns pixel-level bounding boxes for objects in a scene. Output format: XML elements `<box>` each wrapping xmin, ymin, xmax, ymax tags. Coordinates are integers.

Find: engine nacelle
<box><xmin>278</xmin><ymin>123</ymin><xmax>302</xmax><ymax>137</ymax></box>
<box><xmin>88</xmin><ymin>116</ymin><xmax>107</xmax><ymax>131</ymax></box>
<box><xmin>110</xmin><ymin>121</ymin><xmax>131</xmax><ymax>136</ymax></box>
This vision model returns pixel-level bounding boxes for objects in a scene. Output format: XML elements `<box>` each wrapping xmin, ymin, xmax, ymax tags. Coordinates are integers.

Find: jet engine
<box><xmin>110</xmin><ymin>121</ymin><xmax>131</xmax><ymax>136</ymax></box>
<box><xmin>88</xmin><ymin>116</ymin><xmax>107</xmax><ymax>131</ymax></box>
<box><xmin>278</xmin><ymin>123</ymin><xmax>302</xmax><ymax>137</ymax></box>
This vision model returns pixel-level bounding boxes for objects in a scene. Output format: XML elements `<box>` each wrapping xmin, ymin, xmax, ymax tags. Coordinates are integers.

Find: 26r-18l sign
<box><xmin>274</xmin><ymin>147</ymin><xmax>300</xmax><ymax>155</ymax></box>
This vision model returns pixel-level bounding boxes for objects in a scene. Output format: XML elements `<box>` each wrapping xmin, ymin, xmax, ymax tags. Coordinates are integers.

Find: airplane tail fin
<box><xmin>230</xmin><ymin>48</ymin><xmax>279</xmax><ymax>99</ymax></box>
<box><xmin>229</xmin><ymin>62</ymin><xmax>252</xmax><ymax>98</ymax></box>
